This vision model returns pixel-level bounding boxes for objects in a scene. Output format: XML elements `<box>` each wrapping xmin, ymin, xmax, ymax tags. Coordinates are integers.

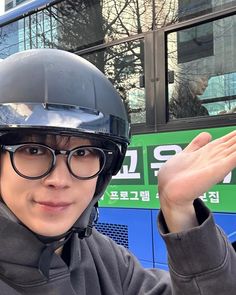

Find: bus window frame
<box><xmin>150</xmin><ymin>4</ymin><xmax>236</xmax><ymax>134</ymax></box>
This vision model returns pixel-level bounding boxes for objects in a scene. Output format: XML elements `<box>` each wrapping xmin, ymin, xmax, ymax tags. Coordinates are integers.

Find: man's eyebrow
<box><xmin>24</xmin><ymin>135</ymin><xmax>45</xmax><ymax>142</ymax></box>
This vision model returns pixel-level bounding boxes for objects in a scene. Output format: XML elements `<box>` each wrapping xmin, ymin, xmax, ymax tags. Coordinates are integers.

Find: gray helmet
<box><xmin>0</xmin><ymin>49</ymin><xmax>130</xmax><ymax>237</ymax></box>
<box><xmin>0</xmin><ymin>49</ymin><xmax>129</xmax><ymax>151</ymax></box>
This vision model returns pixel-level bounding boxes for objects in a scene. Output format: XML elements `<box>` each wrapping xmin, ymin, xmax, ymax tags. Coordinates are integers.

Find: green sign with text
<box><xmin>99</xmin><ymin>126</ymin><xmax>236</xmax><ymax>213</ymax></box>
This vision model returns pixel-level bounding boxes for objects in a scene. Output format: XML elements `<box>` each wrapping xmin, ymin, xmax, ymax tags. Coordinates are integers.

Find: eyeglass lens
<box><xmin>12</xmin><ymin>144</ymin><xmax>104</xmax><ymax>179</ymax></box>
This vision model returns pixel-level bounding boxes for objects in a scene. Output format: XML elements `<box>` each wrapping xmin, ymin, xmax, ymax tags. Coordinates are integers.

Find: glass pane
<box><xmin>155</xmin><ymin>0</ymin><xmax>236</xmax><ymax>27</ymax></box>
<box><xmin>44</xmin><ymin>0</ymin><xmax>153</xmax><ymax>51</ymax></box>
<box><xmin>167</xmin><ymin>14</ymin><xmax>236</xmax><ymax>119</ymax></box>
<box><xmin>0</xmin><ymin>0</ymin><xmax>153</xmax><ymax>56</ymax></box>
<box><xmin>16</xmin><ymin>0</ymin><xmax>26</xmax><ymax>4</ymax></box>
<box><xmin>81</xmin><ymin>40</ymin><xmax>145</xmax><ymax>124</ymax></box>
<box><xmin>0</xmin><ymin>21</ymin><xmax>19</xmax><ymax>58</ymax></box>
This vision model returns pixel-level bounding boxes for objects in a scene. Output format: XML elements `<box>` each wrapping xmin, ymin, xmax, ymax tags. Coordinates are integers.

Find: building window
<box><xmin>5</xmin><ymin>1</ymin><xmax>13</xmax><ymax>11</ymax></box>
<box><xmin>16</xmin><ymin>0</ymin><xmax>26</xmax><ymax>5</ymax></box>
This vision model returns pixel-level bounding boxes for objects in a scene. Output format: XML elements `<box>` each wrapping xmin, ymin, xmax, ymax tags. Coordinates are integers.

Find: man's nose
<box><xmin>42</xmin><ymin>155</ymin><xmax>72</xmax><ymax>188</ymax></box>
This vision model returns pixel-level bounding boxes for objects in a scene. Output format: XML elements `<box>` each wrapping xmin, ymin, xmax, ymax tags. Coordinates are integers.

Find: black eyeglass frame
<box><xmin>1</xmin><ymin>143</ymin><xmax>114</xmax><ymax>180</ymax></box>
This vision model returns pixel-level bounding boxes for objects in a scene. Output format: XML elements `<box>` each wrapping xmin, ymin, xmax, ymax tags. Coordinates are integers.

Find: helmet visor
<box><xmin>0</xmin><ymin>103</ymin><xmax>129</xmax><ymax>143</ymax></box>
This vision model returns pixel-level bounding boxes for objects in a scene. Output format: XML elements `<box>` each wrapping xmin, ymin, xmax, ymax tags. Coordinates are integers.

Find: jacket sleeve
<box><xmin>158</xmin><ymin>198</ymin><xmax>236</xmax><ymax>294</ymax></box>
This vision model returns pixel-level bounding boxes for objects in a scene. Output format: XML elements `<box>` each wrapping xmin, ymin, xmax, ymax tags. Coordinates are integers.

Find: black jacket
<box><xmin>0</xmin><ymin>200</ymin><xmax>235</xmax><ymax>294</ymax></box>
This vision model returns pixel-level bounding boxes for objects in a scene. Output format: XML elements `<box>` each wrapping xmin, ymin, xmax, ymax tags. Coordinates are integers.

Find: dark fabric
<box><xmin>0</xmin><ymin>199</ymin><xmax>234</xmax><ymax>294</ymax></box>
<box><xmin>158</xmin><ymin>198</ymin><xmax>236</xmax><ymax>294</ymax></box>
<box><xmin>169</xmin><ymin>96</ymin><xmax>209</xmax><ymax>119</ymax></box>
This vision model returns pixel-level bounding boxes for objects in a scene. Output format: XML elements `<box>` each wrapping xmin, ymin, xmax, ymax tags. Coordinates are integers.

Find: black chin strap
<box><xmin>37</xmin><ymin>205</ymin><xmax>99</xmax><ymax>279</ymax></box>
<box><xmin>74</xmin><ymin>203</ymin><xmax>99</xmax><ymax>238</ymax></box>
<box><xmin>38</xmin><ymin>231</ymin><xmax>73</xmax><ymax>279</ymax></box>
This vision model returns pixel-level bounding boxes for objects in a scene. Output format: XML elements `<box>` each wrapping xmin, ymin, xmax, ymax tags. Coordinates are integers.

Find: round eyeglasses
<box><xmin>1</xmin><ymin>143</ymin><xmax>113</xmax><ymax>180</ymax></box>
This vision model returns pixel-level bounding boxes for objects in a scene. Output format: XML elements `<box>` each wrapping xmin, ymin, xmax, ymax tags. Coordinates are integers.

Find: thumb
<box><xmin>184</xmin><ymin>132</ymin><xmax>212</xmax><ymax>152</ymax></box>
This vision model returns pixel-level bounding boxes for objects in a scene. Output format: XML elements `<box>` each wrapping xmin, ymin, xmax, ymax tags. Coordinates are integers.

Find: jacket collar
<box><xmin>0</xmin><ymin>202</ymin><xmax>80</xmax><ymax>286</ymax></box>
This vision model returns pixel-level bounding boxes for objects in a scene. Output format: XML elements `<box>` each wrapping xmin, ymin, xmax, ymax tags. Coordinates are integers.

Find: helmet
<box><xmin>0</xmin><ymin>49</ymin><xmax>130</xmax><ymax>237</ymax></box>
<box><xmin>0</xmin><ymin>49</ymin><xmax>129</xmax><ymax>153</ymax></box>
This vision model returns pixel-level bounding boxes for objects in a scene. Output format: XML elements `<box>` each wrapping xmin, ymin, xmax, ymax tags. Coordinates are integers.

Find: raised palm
<box><xmin>158</xmin><ymin>130</ymin><xmax>236</xmax><ymax>207</ymax></box>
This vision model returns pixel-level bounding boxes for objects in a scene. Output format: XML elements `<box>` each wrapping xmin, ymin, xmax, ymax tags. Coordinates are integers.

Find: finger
<box><xmin>223</xmin><ymin>143</ymin><xmax>236</xmax><ymax>161</ymax></box>
<box><xmin>184</xmin><ymin>132</ymin><xmax>212</xmax><ymax>153</ymax></box>
<box><xmin>205</xmin><ymin>131</ymin><xmax>236</xmax><ymax>155</ymax></box>
<box><xmin>204</xmin><ymin>151</ymin><xmax>236</xmax><ymax>184</ymax></box>
<box><xmin>218</xmin><ymin>134</ymin><xmax>236</xmax><ymax>152</ymax></box>
<box><xmin>212</xmin><ymin>130</ymin><xmax>236</xmax><ymax>145</ymax></box>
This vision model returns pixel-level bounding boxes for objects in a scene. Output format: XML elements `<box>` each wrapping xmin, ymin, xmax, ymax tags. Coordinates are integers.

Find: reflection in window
<box><xmin>0</xmin><ymin>0</ymin><xmax>153</xmax><ymax>58</ymax></box>
<box><xmin>201</xmin><ymin>73</ymin><xmax>236</xmax><ymax>115</ymax></box>
<box><xmin>155</xmin><ymin>0</ymin><xmax>235</xmax><ymax>27</ymax></box>
<box><xmin>168</xmin><ymin>14</ymin><xmax>236</xmax><ymax>119</ymax></box>
<box><xmin>177</xmin><ymin>22</ymin><xmax>213</xmax><ymax>63</ymax></box>
<box><xmin>1</xmin><ymin>0</ymin><xmax>235</xmax><ymax>58</ymax></box>
<box><xmin>0</xmin><ymin>8</ymin><xmax>56</xmax><ymax>59</ymax></box>
<box><xmin>51</xmin><ymin>0</ymin><xmax>153</xmax><ymax>51</ymax></box>
<box><xmin>178</xmin><ymin>0</ymin><xmax>212</xmax><ymax>20</ymax></box>
<box><xmin>177</xmin><ymin>0</ymin><xmax>214</xmax><ymax>63</ymax></box>
<box><xmin>0</xmin><ymin>22</ymin><xmax>19</xmax><ymax>58</ymax></box>
<box><xmin>81</xmin><ymin>40</ymin><xmax>145</xmax><ymax>124</ymax></box>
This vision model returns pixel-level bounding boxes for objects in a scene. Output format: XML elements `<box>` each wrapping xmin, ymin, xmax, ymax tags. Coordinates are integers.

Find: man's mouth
<box><xmin>34</xmin><ymin>201</ymin><xmax>72</xmax><ymax>212</ymax></box>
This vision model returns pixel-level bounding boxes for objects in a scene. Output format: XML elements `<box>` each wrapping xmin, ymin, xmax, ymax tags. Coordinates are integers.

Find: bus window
<box><xmin>81</xmin><ymin>39</ymin><xmax>145</xmax><ymax>125</ymax></box>
<box><xmin>155</xmin><ymin>0</ymin><xmax>235</xmax><ymax>28</ymax></box>
<box><xmin>167</xmin><ymin>14</ymin><xmax>236</xmax><ymax>120</ymax></box>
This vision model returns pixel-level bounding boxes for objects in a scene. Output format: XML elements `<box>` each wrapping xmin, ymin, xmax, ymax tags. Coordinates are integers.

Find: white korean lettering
<box><xmin>151</xmin><ymin>145</ymin><xmax>182</xmax><ymax>176</ymax></box>
<box><xmin>113</xmin><ymin>150</ymin><xmax>141</xmax><ymax>179</ymax></box>
<box><xmin>199</xmin><ymin>193</ymin><xmax>208</xmax><ymax>202</ymax></box>
<box><xmin>140</xmin><ymin>191</ymin><xmax>150</xmax><ymax>202</ymax></box>
<box><xmin>208</xmin><ymin>191</ymin><xmax>220</xmax><ymax>203</ymax></box>
<box><xmin>120</xmin><ymin>191</ymin><xmax>129</xmax><ymax>200</ymax></box>
<box><xmin>110</xmin><ymin>191</ymin><xmax>119</xmax><ymax>200</ymax></box>
<box><xmin>130</xmin><ymin>191</ymin><xmax>139</xmax><ymax>200</ymax></box>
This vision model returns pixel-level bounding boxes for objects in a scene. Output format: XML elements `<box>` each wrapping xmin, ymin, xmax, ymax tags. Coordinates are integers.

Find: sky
<box><xmin>0</xmin><ymin>0</ymin><xmax>4</xmax><ymax>15</ymax></box>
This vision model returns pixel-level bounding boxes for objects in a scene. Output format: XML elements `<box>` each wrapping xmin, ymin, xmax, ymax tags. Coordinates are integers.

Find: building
<box><xmin>5</xmin><ymin>0</ymin><xmax>30</xmax><ymax>12</ymax></box>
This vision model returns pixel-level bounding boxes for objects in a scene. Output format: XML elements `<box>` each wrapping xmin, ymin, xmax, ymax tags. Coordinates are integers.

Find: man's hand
<box><xmin>158</xmin><ymin>130</ymin><xmax>236</xmax><ymax>232</ymax></box>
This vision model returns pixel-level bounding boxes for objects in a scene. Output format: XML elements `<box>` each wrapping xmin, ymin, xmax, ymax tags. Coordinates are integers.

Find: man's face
<box><xmin>0</xmin><ymin>135</ymin><xmax>98</xmax><ymax>236</ymax></box>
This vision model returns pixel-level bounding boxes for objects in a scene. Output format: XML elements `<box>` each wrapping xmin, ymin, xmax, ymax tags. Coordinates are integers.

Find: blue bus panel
<box><xmin>213</xmin><ymin>213</ymin><xmax>236</xmax><ymax>243</ymax></box>
<box><xmin>96</xmin><ymin>208</ymin><xmax>154</xmax><ymax>267</ymax></box>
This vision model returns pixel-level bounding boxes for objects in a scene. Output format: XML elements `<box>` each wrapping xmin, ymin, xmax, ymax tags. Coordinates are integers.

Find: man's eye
<box><xmin>74</xmin><ymin>149</ymin><xmax>87</xmax><ymax>157</ymax></box>
<box><xmin>24</xmin><ymin>146</ymin><xmax>45</xmax><ymax>155</ymax></box>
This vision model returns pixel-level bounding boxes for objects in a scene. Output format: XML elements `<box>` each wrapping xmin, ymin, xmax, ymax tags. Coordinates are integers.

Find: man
<box><xmin>0</xmin><ymin>48</ymin><xmax>235</xmax><ymax>294</ymax></box>
<box><xmin>169</xmin><ymin>75</ymin><xmax>209</xmax><ymax>119</ymax></box>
